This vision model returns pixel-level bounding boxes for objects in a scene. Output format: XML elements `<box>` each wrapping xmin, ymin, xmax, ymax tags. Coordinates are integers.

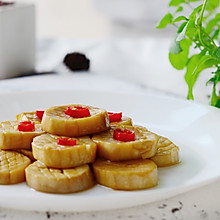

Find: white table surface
<box><xmin>0</xmin><ymin>38</ymin><xmax>219</xmax><ymax>220</ymax></box>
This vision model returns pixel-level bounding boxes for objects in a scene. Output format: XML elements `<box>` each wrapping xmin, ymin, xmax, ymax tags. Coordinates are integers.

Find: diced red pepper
<box><xmin>65</xmin><ymin>106</ymin><xmax>90</xmax><ymax>118</ymax></box>
<box><xmin>36</xmin><ymin>110</ymin><xmax>44</xmax><ymax>120</ymax></box>
<box><xmin>57</xmin><ymin>137</ymin><xmax>77</xmax><ymax>146</ymax></box>
<box><xmin>113</xmin><ymin>128</ymin><xmax>135</xmax><ymax>142</ymax></box>
<box><xmin>18</xmin><ymin>121</ymin><xmax>35</xmax><ymax>132</ymax></box>
<box><xmin>108</xmin><ymin>112</ymin><xmax>122</xmax><ymax>123</ymax></box>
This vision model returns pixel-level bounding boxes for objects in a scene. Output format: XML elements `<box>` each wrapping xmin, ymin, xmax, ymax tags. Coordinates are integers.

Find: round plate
<box><xmin>0</xmin><ymin>90</ymin><xmax>220</xmax><ymax>212</ymax></box>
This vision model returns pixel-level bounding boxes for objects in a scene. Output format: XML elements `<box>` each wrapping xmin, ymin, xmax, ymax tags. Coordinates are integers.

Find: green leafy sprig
<box><xmin>157</xmin><ymin>0</ymin><xmax>220</xmax><ymax>107</ymax></box>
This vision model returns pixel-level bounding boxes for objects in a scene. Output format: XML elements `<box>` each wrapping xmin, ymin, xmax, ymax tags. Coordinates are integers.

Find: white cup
<box><xmin>0</xmin><ymin>2</ymin><xmax>35</xmax><ymax>79</ymax></box>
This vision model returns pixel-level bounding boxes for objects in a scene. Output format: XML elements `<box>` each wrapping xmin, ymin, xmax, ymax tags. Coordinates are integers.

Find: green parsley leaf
<box><xmin>206</xmin><ymin>0</ymin><xmax>220</xmax><ymax>11</ymax></box>
<box><xmin>206</xmin><ymin>13</ymin><xmax>220</xmax><ymax>34</ymax></box>
<box><xmin>176</xmin><ymin>22</ymin><xmax>188</xmax><ymax>41</ymax></box>
<box><xmin>189</xmin><ymin>4</ymin><xmax>203</xmax><ymax>19</ymax></box>
<box><xmin>173</xmin><ymin>16</ymin><xmax>189</xmax><ymax>23</ymax></box>
<box><xmin>207</xmin><ymin>67</ymin><xmax>220</xmax><ymax>106</ymax></box>
<box><xmin>156</xmin><ymin>13</ymin><xmax>173</xmax><ymax>29</ymax></box>
<box><xmin>177</xmin><ymin>21</ymin><xmax>188</xmax><ymax>33</ymax></box>
<box><xmin>176</xmin><ymin>6</ymin><xmax>184</xmax><ymax>12</ymax></box>
<box><xmin>169</xmin><ymin>39</ymin><xmax>192</xmax><ymax>70</ymax></box>
<box><xmin>169</xmin><ymin>0</ymin><xmax>185</xmax><ymax>7</ymax></box>
<box><xmin>185</xmin><ymin>54</ymin><xmax>219</xmax><ymax>99</ymax></box>
<box><xmin>211</xmin><ymin>29</ymin><xmax>220</xmax><ymax>41</ymax></box>
<box><xmin>157</xmin><ymin>0</ymin><xmax>220</xmax><ymax>106</ymax></box>
<box><xmin>211</xmin><ymin>47</ymin><xmax>220</xmax><ymax>61</ymax></box>
<box><xmin>169</xmin><ymin>39</ymin><xmax>182</xmax><ymax>55</ymax></box>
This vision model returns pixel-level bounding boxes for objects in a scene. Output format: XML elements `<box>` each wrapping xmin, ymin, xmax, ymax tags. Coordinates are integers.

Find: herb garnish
<box><xmin>157</xmin><ymin>0</ymin><xmax>220</xmax><ymax>107</ymax></box>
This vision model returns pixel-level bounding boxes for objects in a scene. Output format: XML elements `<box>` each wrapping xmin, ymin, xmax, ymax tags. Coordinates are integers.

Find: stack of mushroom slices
<box><xmin>0</xmin><ymin>104</ymin><xmax>180</xmax><ymax>193</ymax></box>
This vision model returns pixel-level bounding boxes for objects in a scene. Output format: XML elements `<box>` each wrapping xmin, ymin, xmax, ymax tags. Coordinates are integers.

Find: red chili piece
<box><xmin>36</xmin><ymin>110</ymin><xmax>44</xmax><ymax>120</ymax></box>
<box><xmin>113</xmin><ymin>128</ymin><xmax>135</xmax><ymax>142</ymax></box>
<box><xmin>18</xmin><ymin>121</ymin><xmax>35</xmax><ymax>132</ymax></box>
<box><xmin>57</xmin><ymin>138</ymin><xmax>77</xmax><ymax>146</ymax></box>
<box><xmin>108</xmin><ymin>112</ymin><xmax>122</xmax><ymax>123</ymax></box>
<box><xmin>65</xmin><ymin>106</ymin><xmax>90</xmax><ymax>118</ymax></box>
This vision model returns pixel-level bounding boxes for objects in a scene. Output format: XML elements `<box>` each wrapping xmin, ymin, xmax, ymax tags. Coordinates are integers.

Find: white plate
<box><xmin>0</xmin><ymin>89</ymin><xmax>220</xmax><ymax>212</ymax></box>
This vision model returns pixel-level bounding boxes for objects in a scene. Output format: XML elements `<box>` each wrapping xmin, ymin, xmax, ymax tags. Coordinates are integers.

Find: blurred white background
<box><xmin>11</xmin><ymin>0</ymin><xmax>204</xmax><ymax>102</ymax></box>
<box><xmin>16</xmin><ymin>0</ymin><xmax>110</xmax><ymax>39</ymax></box>
<box><xmin>15</xmin><ymin>0</ymin><xmax>172</xmax><ymax>39</ymax></box>
<box><xmin>11</xmin><ymin>0</ymin><xmax>211</xmax><ymax>103</ymax></box>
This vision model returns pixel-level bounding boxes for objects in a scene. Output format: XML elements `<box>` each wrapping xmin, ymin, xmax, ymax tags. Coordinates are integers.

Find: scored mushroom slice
<box><xmin>25</xmin><ymin>161</ymin><xmax>95</xmax><ymax>193</ymax></box>
<box><xmin>92</xmin><ymin>125</ymin><xmax>159</xmax><ymax>161</ymax></box>
<box><xmin>14</xmin><ymin>149</ymin><xmax>36</xmax><ymax>162</ymax></box>
<box><xmin>150</xmin><ymin>136</ymin><xmax>180</xmax><ymax>167</ymax></box>
<box><xmin>41</xmin><ymin>104</ymin><xmax>110</xmax><ymax>137</ymax></box>
<box><xmin>0</xmin><ymin>121</ymin><xmax>45</xmax><ymax>150</ymax></box>
<box><xmin>93</xmin><ymin>159</ymin><xmax>158</xmax><ymax>190</ymax></box>
<box><xmin>16</xmin><ymin>110</ymin><xmax>44</xmax><ymax>123</ymax></box>
<box><xmin>32</xmin><ymin>133</ymin><xmax>97</xmax><ymax>168</ymax></box>
<box><xmin>0</xmin><ymin>150</ymin><xmax>31</xmax><ymax>184</ymax></box>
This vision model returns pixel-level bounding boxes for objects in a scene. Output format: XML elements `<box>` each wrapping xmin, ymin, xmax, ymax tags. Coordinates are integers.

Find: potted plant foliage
<box><xmin>157</xmin><ymin>0</ymin><xmax>220</xmax><ymax>107</ymax></box>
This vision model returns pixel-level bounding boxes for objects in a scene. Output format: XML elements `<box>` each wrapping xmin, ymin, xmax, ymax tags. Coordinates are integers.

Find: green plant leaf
<box><xmin>176</xmin><ymin>6</ymin><xmax>184</xmax><ymax>12</ymax></box>
<box><xmin>177</xmin><ymin>21</ymin><xmax>188</xmax><ymax>33</ymax></box>
<box><xmin>176</xmin><ymin>22</ymin><xmax>188</xmax><ymax>41</ymax></box>
<box><xmin>169</xmin><ymin>0</ymin><xmax>185</xmax><ymax>7</ymax></box>
<box><xmin>207</xmin><ymin>67</ymin><xmax>220</xmax><ymax>107</ymax></box>
<box><xmin>169</xmin><ymin>39</ymin><xmax>182</xmax><ymax>54</ymax></box>
<box><xmin>206</xmin><ymin>13</ymin><xmax>220</xmax><ymax>34</ymax></box>
<box><xmin>211</xmin><ymin>29</ymin><xmax>220</xmax><ymax>41</ymax></box>
<box><xmin>189</xmin><ymin>4</ymin><xmax>203</xmax><ymax>19</ymax></box>
<box><xmin>169</xmin><ymin>39</ymin><xmax>192</xmax><ymax>70</ymax></box>
<box><xmin>185</xmin><ymin>20</ymin><xmax>198</xmax><ymax>39</ymax></box>
<box><xmin>173</xmin><ymin>16</ymin><xmax>188</xmax><ymax>23</ymax></box>
<box><xmin>210</xmin><ymin>47</ymin><xmax>220</xmax><ymax>61</ymax></box>
<box><xmin>157</xmin><ymin>0</ymin><xmax>220</xmax><ymax>107</ymax></box>
<box><xmin>185</xmin><ymin>54</ymin><xmax>219</xmax><ymax>99</ymax></box>
<box><xmin>184</xmin><ymin>5</ymin><xmax>202</xmax><ymax>38</ymax></box>
<box><xmin>156</xmin><ymin>13</ymin><xmax>173</xmax><ymax>29</ymax></box>
<box><xmin>206</xmin><ymin>0</ymin><xmax>220</xmax><ymax>11</ymax></box>
<box><xmin>214</xmin><ymin>99</ymin><xmax>220</xmax><ymax>108</ymax></box>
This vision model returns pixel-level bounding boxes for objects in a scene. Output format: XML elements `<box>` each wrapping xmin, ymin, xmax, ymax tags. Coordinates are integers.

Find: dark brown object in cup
<box><xmin>63</xmin><ymin>52</ymin><xmax>90</xmax><ymax>71</ymax></box>
<box><xmin>0</xmin><ymin>1</ymin><xmax>14</xmax><ymax>6</ymax></box>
